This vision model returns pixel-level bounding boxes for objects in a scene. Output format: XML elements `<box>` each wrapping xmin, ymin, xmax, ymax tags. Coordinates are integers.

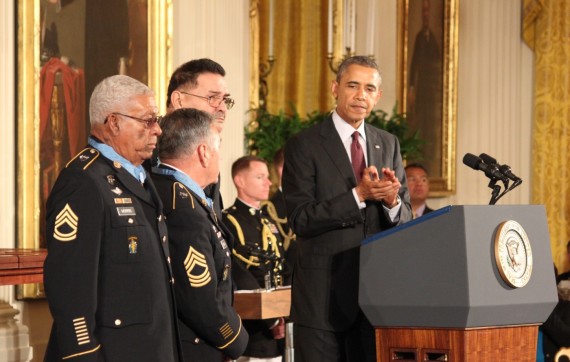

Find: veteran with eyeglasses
<box><xmin>43</xmin><ymin>75</ymin><xmax>182</xmax><ymax>361</ymax></box>
<box><xmin>159</xmin><ymin>58</ymin><xmax>234</xmax><ymax>221</ymax></box>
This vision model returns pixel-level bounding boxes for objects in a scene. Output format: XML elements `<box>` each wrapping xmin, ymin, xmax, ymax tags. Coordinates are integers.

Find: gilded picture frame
<box><xmin>397</xmin><ymin>0</ymin><xmax>458</xmax><ymax>196</ymax></box>
<box><xmin>16</xmin><ymin>0</ymin><xmax>172</xmax><ymax>299</ymax></box>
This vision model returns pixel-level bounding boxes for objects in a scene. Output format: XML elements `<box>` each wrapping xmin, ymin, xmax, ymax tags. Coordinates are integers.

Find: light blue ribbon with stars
<box><xmin>88</xmin><ymin>137</ymin><xmax>147</xmax><ymax>183</ymax></box>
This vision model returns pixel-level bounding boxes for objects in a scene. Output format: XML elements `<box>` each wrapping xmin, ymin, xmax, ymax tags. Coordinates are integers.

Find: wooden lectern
<box><xmin>233</xmin><ymin>287</ymin><xmax>291</xmax><ymax>320</ymax></box>
<box><xmin>359</xmin><ymin>206</ymin><xmax>558</xmax><ymax>362</ymax></box>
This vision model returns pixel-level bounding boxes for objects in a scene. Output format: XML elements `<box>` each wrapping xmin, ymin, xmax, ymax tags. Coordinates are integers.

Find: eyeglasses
<box><xmin>178</xmin><ymin>91</ymin><xmax>235</xmax><ymax>110</ymax></box>
<box><xmin>108</xmin><ymin>112</ymin><xmax>162</xmax><ymax>129</ymax></box>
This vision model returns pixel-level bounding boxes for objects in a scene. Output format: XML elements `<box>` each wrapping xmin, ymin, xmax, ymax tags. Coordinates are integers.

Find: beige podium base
<box><xmin>375</xmin><ymin>325</ymin><xmax>538</xmax><ymax>362</ymax></box>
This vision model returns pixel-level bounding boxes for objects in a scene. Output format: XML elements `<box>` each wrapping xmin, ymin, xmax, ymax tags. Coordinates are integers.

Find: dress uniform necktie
<box><xmin>351</xmin><ymin>131</ymin><xmax>366</xmax><ymax>183</ymax></box>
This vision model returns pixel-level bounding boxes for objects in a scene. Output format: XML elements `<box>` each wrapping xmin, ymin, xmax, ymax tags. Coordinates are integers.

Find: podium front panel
<box><xmin>359</xmin><ymin>205</ymin><xmax>557</xmax><ymax>328</ymax></box>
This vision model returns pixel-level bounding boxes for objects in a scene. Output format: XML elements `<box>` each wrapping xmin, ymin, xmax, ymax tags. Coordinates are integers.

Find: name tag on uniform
<box><xmin>117</xmin><ymin>207</ymin><xmax>136</xmax><ymax>216</ymax></box>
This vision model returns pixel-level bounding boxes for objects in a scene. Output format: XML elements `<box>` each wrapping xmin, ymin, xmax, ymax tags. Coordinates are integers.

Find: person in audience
<box><xmin>43</xmin><ymin>75</ymin><xmax>181</xmax><ymax>361</ymax></box>
<box><xmin>224</xmin><ymin>155</ymin><xmax>292</xmax><ymax>362</ymax></box>
<box><xmin>262</xmin><ymin>147</ymin><xmax>297</xmax><ymax>269</ymax></box>
<box><xmin>540</xmin><ymin>264</ymin><xmax>570</xmax><ymax>362</ymax></box>
<box><xmin>152</xmin><ymin>108</ymin><xmax>248</xmax><ymax>361</ymax></box>
<box><xmin>405</xmin><ymin>163</ymin><xmax>434</xmax><ymax>218</ymax></box>
<box><xmin>282</xmin><ymin>55</ymin><xmax>412</xmax><ymax>361</ymax></box>
<box><xmin>557</xmin><ymin>241</ymin><xmax>570</xmax><ymax>284</ymax></box>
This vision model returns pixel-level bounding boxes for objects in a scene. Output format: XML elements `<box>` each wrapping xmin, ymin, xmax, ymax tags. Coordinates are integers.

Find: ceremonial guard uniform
<box><xmin>262</xmin><ymin>189</ymin><xmax>297</xmax><ymax>270</ymax></box>
<box><xmin>44</xmin><ymin>145</ymin><xmax>181</xmax><ymax>361</ymax></box>
<box><xmin>223</xmin><ymin>199</ymin><xmax>292</xmax><ymax>359</ymax></box>
<box><xmin>152</xmin><ymin>168</ymin><xmax>248</xmax><ymax>361</ymax></box>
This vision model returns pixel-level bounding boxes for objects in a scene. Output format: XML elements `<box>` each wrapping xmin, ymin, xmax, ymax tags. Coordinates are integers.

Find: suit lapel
<box><xmin>365</xmin><ymin>123</ymin><xmax>383</xmax><ymax>169</ymax></box>
<box><xmin>320</xmin><ymin>117</ymin><xmax>357</xmax><ymax>184</ymax></box>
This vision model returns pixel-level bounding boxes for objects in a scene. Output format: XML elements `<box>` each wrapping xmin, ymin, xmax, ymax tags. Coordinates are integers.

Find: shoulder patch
<box><xmin>66</xmin><ymin>148</ymin><xmax>99</xmax><ymax>170</ymax></box>
<box><xmin>172</xmin><ymin>182</ymin><xmax>194</xmax><ymax>210</ymax></box>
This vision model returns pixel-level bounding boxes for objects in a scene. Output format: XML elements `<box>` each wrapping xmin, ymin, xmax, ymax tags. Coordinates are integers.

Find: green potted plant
<box><xmin>245</xmin><ymin>105</ymin><xmax>423</xmax><ymax>164</ymax></box>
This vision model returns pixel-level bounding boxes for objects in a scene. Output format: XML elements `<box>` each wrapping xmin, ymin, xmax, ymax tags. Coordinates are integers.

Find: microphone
<box><xmin>479</xmin><ymin>153</ymin><xmax>522</xmax><ymax>183</ymax></box>
<box><xmin>463</xmin><ymin>153</ymin><xmax>509</xmax><ymax>182</ymax></box>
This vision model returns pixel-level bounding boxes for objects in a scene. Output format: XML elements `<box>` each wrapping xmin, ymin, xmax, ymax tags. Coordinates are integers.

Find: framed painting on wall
<box><xmin>397</xmin><ymin>0</ymin><xmax>458</xmax><ymax>196</ymax></box>
<box><xmin>16</xmin><ymin>0</ymin><xmax>172</xmax><ymax>298</ymax></box>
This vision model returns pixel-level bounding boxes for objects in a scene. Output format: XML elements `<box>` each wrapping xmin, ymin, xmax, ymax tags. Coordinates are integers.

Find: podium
<box><xmin>359</xmin><ymin>205</ymin><xmax>558</xmax><ymax>362</ymax></box>
<box><xmin>233</xmin><ymin>287</ymin><xmax>291</xmax><ymax>320</ymax></box>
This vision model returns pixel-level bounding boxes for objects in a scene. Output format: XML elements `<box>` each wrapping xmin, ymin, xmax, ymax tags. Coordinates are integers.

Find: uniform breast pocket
<box><xmin>109</xmin><ymin>215</ymin><xmax>149</xmax><ymax>264</ymax></box>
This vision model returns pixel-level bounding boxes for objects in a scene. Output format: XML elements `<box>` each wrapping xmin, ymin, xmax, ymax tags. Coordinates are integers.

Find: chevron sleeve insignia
<box><xmin>184</xmin><ymin>246</ymin><xmax>211</xmax><ymax>287</ymax></box>
<box><xmin>54</xmin><ymin>203</ymin><xmax>79</xmax><ymax>242</ymax></box>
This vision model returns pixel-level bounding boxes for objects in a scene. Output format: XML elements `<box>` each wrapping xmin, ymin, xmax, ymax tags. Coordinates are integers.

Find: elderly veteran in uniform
<box><xmin>151</xmin><ymin>108</ymin><xmax>248</xmax><ymax>361</ymax></box>
<box><xmin>223</xmin><ymin>155</ymin><xmax>292</xmax><ymax>362</ymax></box>
<box><xmin>43</xmin><ymin>75</ymin><xmax>181</xmax><ymax>361</ymax></box>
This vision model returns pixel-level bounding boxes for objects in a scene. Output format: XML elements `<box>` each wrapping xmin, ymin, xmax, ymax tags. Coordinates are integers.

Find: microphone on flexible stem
<box><xmin>479</xmin><ymin>153</ymin><xmax>522</xmax><ymax>186</ymax></box>
<box><xmin>462</xmin><ymin>153</ymin><xmax>510</xmax><ymax>183</ymax></box>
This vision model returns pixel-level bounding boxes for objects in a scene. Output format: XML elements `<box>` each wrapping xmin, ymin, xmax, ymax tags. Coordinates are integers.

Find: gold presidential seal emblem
<box><xmin>494</xmin><ymin>220</ymin><xmax>533</xmax><ymax>288</ymax></box>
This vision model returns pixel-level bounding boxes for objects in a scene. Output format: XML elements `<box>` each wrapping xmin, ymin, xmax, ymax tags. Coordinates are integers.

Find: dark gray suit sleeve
<box><xmin>282</xmin><ymin>132</ymin><xmax>363</xmax><ymax>238</ymax></box>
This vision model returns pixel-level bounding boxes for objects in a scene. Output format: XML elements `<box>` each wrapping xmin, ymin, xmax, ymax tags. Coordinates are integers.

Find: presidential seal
<box><xmin>494</xmin><ymin>220</ymin><xmax>533</xmax><ymax>288</ymax></box>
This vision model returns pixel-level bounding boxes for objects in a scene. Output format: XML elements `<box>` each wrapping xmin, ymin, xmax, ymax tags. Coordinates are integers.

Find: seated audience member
<box><xmin>405</xmin><ymin>163</ymin><xmax>433</xmax><ymax>218</ymax></box>
<box><xmin>557</xmin><ymin>241</ymin><xmax>570</xmax><ymax>284</ymax></box>
<box><xmin>540</xmin><ymin>264</ymin><xmax>570</xmax><ymax>362</ymax></box>
<box><xmin>152</xmin><ymin>108</ymin><xmax>248</xmax><ymax>361</ymax></box>
<box><xmin>262</xmin><ymin>147</ymin><xmax>297</xmax><ymax>270</ymax></box>
<box><xmin>223</xmin><ymin>155</ymin><xmax>292</xmax><ymax>362</ymax></box>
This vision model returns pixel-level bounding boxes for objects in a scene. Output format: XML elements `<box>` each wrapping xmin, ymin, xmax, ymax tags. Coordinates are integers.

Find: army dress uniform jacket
<box><xmin>262</xmin><ymin>189</ymin><xmax>297</xmax><ymax>271</ymax></box>
<box><xmin>223</xmin><ymin>199</ymin><xmax>291</xmax><ymax>359</ymax></box>
<box><xmin>152</xmin><ymin>171</ymin><xmax>248</xmax><ymax>361</ymax></box>
<box><xmin>43</xmin><ymin>147</ymin><xmax>181</xmax><ymax>361</ymax></box>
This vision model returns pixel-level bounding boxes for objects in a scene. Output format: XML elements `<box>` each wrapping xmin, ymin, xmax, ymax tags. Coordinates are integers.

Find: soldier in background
<box><xmin>224</xmin><ymin>155</ymin><xmax>292</xmax><ymax>362</ymax></box>
<box><xmin>262</xmin><ymin>147</ymin><xmax>297</xmax><ymax>269</ymax></box>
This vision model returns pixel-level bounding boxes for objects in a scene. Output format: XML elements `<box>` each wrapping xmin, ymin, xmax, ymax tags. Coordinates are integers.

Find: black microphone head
<box><xmin>479</xmin><ymin>153</ymin><xmax>497</xmax><ymax>165</ymax></box>
<box><xmin>463</xmin><ymin>153</ymin><xmax>482</xmax><ymax>170</ymax></box>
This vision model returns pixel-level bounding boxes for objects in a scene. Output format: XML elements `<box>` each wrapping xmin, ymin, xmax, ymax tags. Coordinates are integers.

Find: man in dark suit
<box><xmin>282</xmin><ymin>56</ymin><xmax>413</xmax><ymax>362</ymax></box>
<box><xmin>43</xmin><ymin>75</ymin><xmax>181</xmax><ymax>361</ymax></box>
<box><xmin>152</xmin><ymin>108</ymin><xmax>248</xmax><ymax>361</ymax></box>
<box><xmin>163</xmin><ymin>58</ymin><xmax>235</xmax><ymax>219</ymax></box>
<box><xmin>405</xmin><ymin>163</ymin><xmax>434</xmax><ymax>218</ymax></box>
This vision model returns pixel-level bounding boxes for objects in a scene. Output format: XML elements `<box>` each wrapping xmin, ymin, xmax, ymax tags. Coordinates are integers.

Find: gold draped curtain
<box><xmin>523</xmin><ymin>0</ymin><xmax>570</xmax><ymax>273</ymax></box>
<box><xmin>250</xmin><ymin>0</ymin><xmax>345</xmax><ymax>116</ymax></box>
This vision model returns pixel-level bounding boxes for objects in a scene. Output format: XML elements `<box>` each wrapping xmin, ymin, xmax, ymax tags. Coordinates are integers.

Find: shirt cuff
<box><xmin>352</xmin><ymin>188</ymin><xmax>366</xmax><ymax>209</ymax></box>
<box><xmin>383</xmin><ymin>195</ymin><xmax>402</xmax><ymax>222</ymax></box>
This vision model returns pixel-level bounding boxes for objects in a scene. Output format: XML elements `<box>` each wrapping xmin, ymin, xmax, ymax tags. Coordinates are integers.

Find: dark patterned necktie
<box><xmin>351</xmin><ymin>131</ymin><xmax>365</xmax><ymax>182</ymax></box>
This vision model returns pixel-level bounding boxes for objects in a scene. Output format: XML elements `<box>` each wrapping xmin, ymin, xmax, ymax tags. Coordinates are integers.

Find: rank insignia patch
<box><xmin>73</xmin><ymin>317</ymin><xmax>91</xmax><ymax>346</ymax></box>
<box><xmin>54</xmin><ymin>203</ymin><xmax>78</xmax><ymax>242</ymax></box>
<box><xmin>128</xmin><ymin>236</ymin><xmax>138</xmax><ymax>254</ymax></box>
<box><xmin>184</xmin><ymin>246</ymin><xmax>211</xmax><ymax>287</ymax></box>
<box><xmin>219</xmin><ymin>323</ymin><xmax>234</xmax><ymax>339</ymax></box>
